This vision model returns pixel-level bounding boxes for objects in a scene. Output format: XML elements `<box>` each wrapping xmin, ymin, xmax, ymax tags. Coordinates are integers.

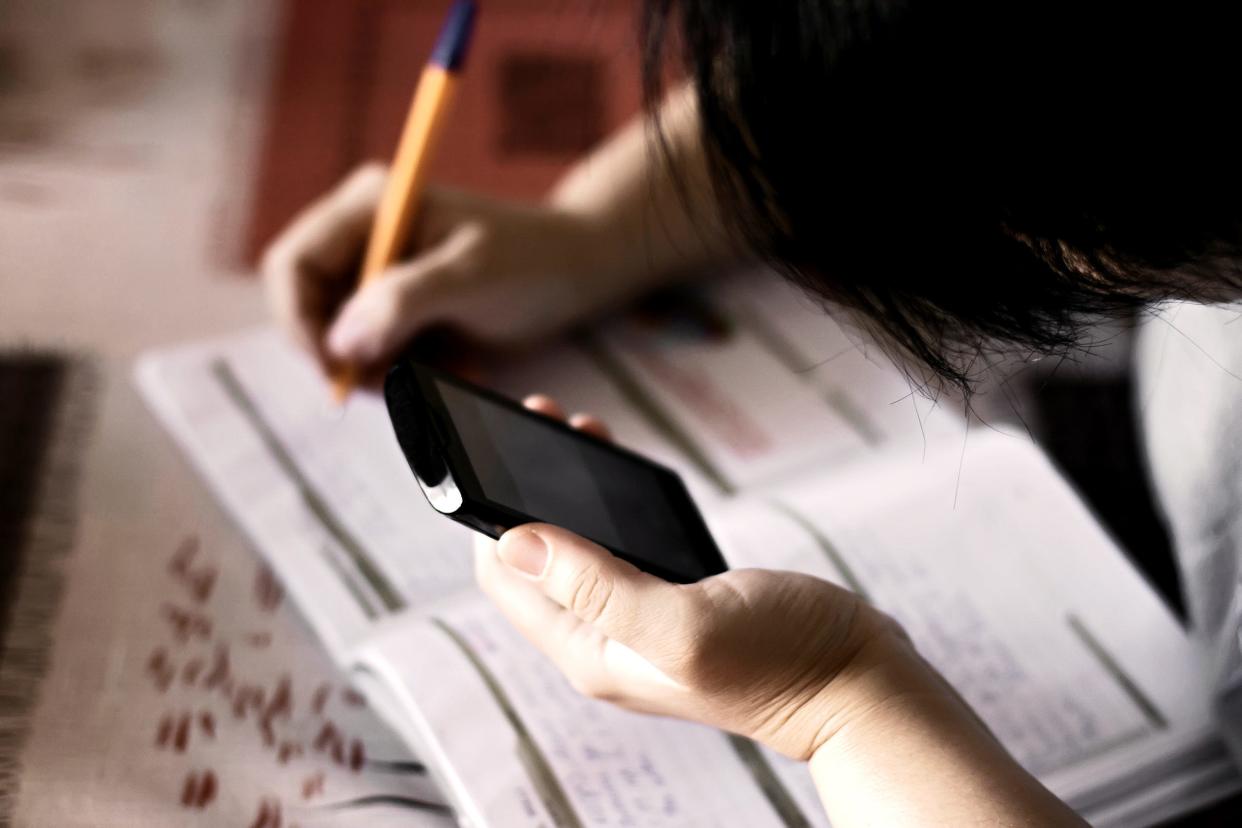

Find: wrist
<box><xmin>743</xmin><ymin>617</ymin><xmax>961</xmax><ymax>762</ymax></box>
<box><xmin>804</xmin><ymin>630</ymin><xmax>974</xmax><ymax>762</ymax></box>
<box><xmin>805</xmin><ymin>633</ymin><xmax>1083</xmax><ymax>827</ymax></box>
<box><xmin>546</xmin><ymin>203</ymin><xmax>682</xmax><ymax>303</ymax></box>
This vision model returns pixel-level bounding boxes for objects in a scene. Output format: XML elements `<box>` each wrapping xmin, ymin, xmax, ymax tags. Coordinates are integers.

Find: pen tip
<box><xmin>323</xmin><ymin>392</ymin><xmax>348</xmax><ymax>421</ymax></box>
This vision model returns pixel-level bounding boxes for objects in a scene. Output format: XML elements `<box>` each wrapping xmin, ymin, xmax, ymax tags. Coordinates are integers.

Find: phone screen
<box><xmin>434</xmin><ymin>379</ymin><xmax>712</xmax><ymax>579</ymax></box>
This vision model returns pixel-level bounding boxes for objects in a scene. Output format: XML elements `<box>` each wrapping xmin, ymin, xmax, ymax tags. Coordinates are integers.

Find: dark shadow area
<box><xmin>1030</xmin><ymin>374</ymin><xmax>1184</xmax><ymax>622</ymax></box>
<box><xmin>0</xmin><ymin>355</ymin><xmax>66</xmax><ymax>653</ymax></box>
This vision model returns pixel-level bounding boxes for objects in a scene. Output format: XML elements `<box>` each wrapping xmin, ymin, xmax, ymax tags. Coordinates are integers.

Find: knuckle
<box><xmin>419</xmin><ymin>184</ymin><xmax>454</xmax><ymax>216</ymax></box>
<box><xmin>676</xmin><ymin>636</ymin><xmax>716</xmax><ymax>686</ymax></box>
<box><xmin>566</xmin><ymin>671</ymin><xmax>605</xmax><ymax>700</ymax></box>
<box><xmin>566</xmin><ymin>566</ymin><xmax>615</xmax><ymax>625</ymax></box>
<box><xmin>565</xmin><ymin>666</ymin><xmax>619</xmax><ymax>702</ymax></box>
<box><xmin>369</xmin><ymin>304</ymin><xmax>404</xmax><ymax>347</ymax></box>
<box><xmin>448</xmin><ymin>221</ymin><xmax>492</xmax><ymax>273</ymax></box>
<box><xmin>388</xmin><ymin>272</ymin><xmax>431</xmax><ymax>319</ymax></box>
<box><xmin>349</xmin><ymin>161</ymin><xmax>388</xmax><ymax>189</ymax></box>
<box><xmin>335</xmin><ymin>163</ymin><xmax>388</xmax><ymax>208</ymax></box>
<box><xmin>676</xmin><ymin>584</ymin><xmax>717</xmax><ymax>631</ymax></box>
<box><xmin>259</xmin><ymin>243</ymin><xmax>291</xmax><ymax>283</ymax></box>
<box><xmin>372</xmin><ymin>279</ymin><xmax>407</xmax><ymax>318</ymax></box>
<box><xmin>464</xmin><ymin>218</ymin><xmax>493</xmax><ymax>249</ymax></box>
<box><xmin>668</xmin><ymin>588</ymin><xmax>721</xmax><ymax>682</ymax></box>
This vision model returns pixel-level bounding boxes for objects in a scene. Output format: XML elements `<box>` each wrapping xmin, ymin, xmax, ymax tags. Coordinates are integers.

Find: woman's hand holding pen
<box><xmin>262</xmin><ymin>165</ymin><xmax>618</xmax><ymax>377</ymax></box>
<box><xmin>262</xmin><ymin>85</ymin><xmax>729</xmax><ymax>384</ymax></box>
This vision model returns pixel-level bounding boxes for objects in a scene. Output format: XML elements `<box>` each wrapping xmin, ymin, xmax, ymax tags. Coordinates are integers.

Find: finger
<box><xmin>475</xmin><ymin>541</ymin><xmax>681</xmax><ymax>711</ymax></box>
<box><xmin>568</xmin><ymin>413</ymin><xmax>612</xmax><ymax>441</ymax></box>
<box><xmin>324</xmin><ymin>239</ymin><xmax>461</xmax><ymax>366</ymax></box>
<box><xmin>268</xmin><ymin>163</ymin><xmax>386</xmax><ymax>276</ymax></box>
<box><xmin>494</xmin><ymin>524</ymin><xmax>688</xmax><ymax>654</ymax></box>
<box><xmin>523</xmin><ymin>395</ymin><xmax>566</xmax><ymax>421</ymax></box>
<box><xmin>262</xmin><ymin>164</ymin><xmax>387</xmax><ymax>358</ymax></box>
<box><xmin>475</xmin><ymin>540</ymin><xmax>617</xmax><ymax>694</ymax></box>
<box><xmin>409</xmin><ymin>186</ymin><xmax>479</xmax><ymax>251</ymax></box>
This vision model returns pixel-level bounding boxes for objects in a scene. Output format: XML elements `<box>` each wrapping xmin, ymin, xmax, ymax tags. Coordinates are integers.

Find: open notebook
<box><xmin>136</xmin><ymin>271</ymin><xmax>1239</xmax><ymax>826</ymax></box>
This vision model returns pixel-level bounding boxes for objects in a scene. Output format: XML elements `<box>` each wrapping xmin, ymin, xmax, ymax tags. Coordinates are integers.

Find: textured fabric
<box><xmin>0</xmin><ymin>356</ymin><xmax>94</xmax><ymax>819</ymax></box>
<box><xmin>0</xmin><ymin>359</ymin><xmax>449</xmax><ymax>827</ymax></box>
<box><xmin>0</xmin><ymin>1</ymin><xmax>451</xmax><ymax>822</ymax></box>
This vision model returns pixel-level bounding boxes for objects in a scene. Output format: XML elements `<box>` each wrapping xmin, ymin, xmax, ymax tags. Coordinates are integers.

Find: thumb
<box><xmin>325</xmin><ymin>252</ymin><xmax>456</xmax><ymax>365</ymax></box>
<box><xmin>496</xmin><ymin>524</ymin><xmax>686</xmax><ymax>651</ymax></box>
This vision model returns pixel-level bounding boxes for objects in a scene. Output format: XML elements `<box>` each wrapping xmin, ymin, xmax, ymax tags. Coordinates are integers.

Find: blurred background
<box><xmin>0</xmin><ymin>1</ymin><xmax>650</xmax><ymax>823</ymax></box>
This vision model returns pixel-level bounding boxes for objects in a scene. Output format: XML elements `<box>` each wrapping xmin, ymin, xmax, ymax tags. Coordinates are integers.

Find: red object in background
<box><xmin>243</xmin><ymin>0</ymin><xmax>643</xmax><ymax>265</ymax></box>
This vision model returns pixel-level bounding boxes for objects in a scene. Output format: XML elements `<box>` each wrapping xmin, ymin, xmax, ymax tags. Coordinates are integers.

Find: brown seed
<box><xmin>182</xmin><ymin>658</ymin><xmax>205</xmax><ymax>686</ymax></box>
<box><xmin>203</xmin><ymin>644</ymin><xmax>231</xmax><ymax>691</ymax></box>
<box><xmin>147</xmin><ymin>648</ymin><xmax>174</xmax><ymax>692</ymax></box>
<box><xmin>199</xmin><ymin>711</ymin><xmax>216</xmax><ymax>739</ymax></box>
<box><xmin>196</xmin><ymin>770</ymin><xmax>217</xmax><ymax>807</ymax></box>
<box><xmin>156</xmin><ymin>714</ymin><xmax>174</xmax><ymax>748</ymax></box>
<box><xmin>259</xmin><ymin>719</ymin><xmax>276</xmax><ymax>748</ymax></box>
<box><xmin>246</xmin><ymin>631</ymin><xmax>272</xmax><ymax>648</ymax></box>
<box><xmin>254</xmin><ymin>565</ymin><xmax>284</xmax><ymax>613</ymax></box>
<box><xmin>263</xmin><ymin>675</ymin><xmax>292</xmax><ymax>723</ymax></box>
<box><xmin>188</xmin><ymin>568</ymin><xmax>217</xmax><ymax>604</ymax></box>
<box><xmin>310</xmin><ymin>683</ymin><xmax>330</xmax><ymax>716</ymax></box>
<box><xmin>169</xmin><ymin>536</ymin><xmax>198</xmax><ymax>576</ymax></box>
<box><xmin>277</xmin><ymin>741</ymin><xmax>303</xmax><ymax>765</ymax></box>
<box><xmin>173</xmin><ymin>713</ymin><xmax>191</xmax><ymax>752</ymax></box>
<box><xmin>312</xmin><ymin>721</ymin><xmax>340</xmax><ymax>752</ymax></box>
<box><xmin>301</xmin><ymin>771</ymin><xmax>325</xmax><ymax>800</ymax></box>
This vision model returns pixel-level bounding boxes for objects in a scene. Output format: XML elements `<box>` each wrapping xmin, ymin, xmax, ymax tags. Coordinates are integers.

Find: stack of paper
<box><xmin>137</xmin><ymin>273</ymin><xmax>1239</xmax><ymax>825</ymax></box>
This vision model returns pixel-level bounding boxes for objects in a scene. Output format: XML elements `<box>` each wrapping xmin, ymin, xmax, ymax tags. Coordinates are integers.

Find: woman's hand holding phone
<box><xmin>475</xmin><ymin>396</ymin><xmax>922</xmax><ymax>759</ymax></box>
<box><xmin>479</xmin><ymin>397</ymin><xmax>1086</xmax><ymax>827</ymax></box>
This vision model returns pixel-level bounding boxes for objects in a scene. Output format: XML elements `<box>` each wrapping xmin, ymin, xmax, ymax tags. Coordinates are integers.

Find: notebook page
<box><xmin>136</xmin><ymin>329</ymin><xmax>478</xmax><ymax>661</ymax></box>
<box><xmin>137</xmin><ymin>325</ymin><xmax>1234</xmax><ymax>824</ymax></box>
<box><xmin>711</xmin><ymin>431</ymin><xmax>1231</xmax><ymax>816</ymax></box>
<box><xmin>134</xmin><ymin>285</ymin><xmax>946</xmax><ymax>663</ymax></box>
<box><xmin>134</xmin><ymin>328</ymin><xmax>723</xmax><ymax>662</ymax></box>
<box><xmin>714</xmin><ymin>268</ymin><xmax>963</xmax><ymax>446</ymax></box>
<box><xmin>355</xmin><ymin>433</ymin><xmax>1227</xmax><ymax>826</ymax></box>
<box><xmin>356</xmin><ymin>593</ymin><xmax>828</xmax><ymax>828</ymax></box>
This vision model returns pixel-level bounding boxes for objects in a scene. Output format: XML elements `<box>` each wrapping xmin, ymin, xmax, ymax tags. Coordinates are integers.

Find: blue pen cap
<box><xmin>430</xmin><ymin>0</ymin><xmax>477</xmax><ymax>72</ymax></box>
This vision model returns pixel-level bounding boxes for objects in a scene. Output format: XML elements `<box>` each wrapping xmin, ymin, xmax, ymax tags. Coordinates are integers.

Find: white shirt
<box><xmin>1137</xmin><ymin>301</ymin><xmax>1242</xmax><ymax>760</ymax></box>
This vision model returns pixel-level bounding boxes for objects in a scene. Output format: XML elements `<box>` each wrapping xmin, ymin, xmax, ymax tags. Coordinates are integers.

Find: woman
<box><xmin>263</xmin><ymin>2</ymin><xmax>1241</xmax><ymax>823</ymax></box>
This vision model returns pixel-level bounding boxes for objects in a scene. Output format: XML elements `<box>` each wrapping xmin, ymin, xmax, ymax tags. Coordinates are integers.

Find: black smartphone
<box><xmin>383</xmin><ymin>354</ymin><xmax>728</xmax><ymax>583</ymax></box>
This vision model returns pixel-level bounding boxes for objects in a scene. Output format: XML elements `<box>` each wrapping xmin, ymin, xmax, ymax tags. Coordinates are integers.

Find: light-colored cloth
<box><xmin>1136</xmin><ymin>301</ymin><xmax>1242</xmax><ymax>761</ymax></box>
<box><xmin>9</xmin><ymin>469</ymin><xmax>448</xmax><ymax>827</ymax></box>
<box><xmin>0</xmin><ymin>1</ymin><xmax>447</xmax><ymax>823</ymax></box>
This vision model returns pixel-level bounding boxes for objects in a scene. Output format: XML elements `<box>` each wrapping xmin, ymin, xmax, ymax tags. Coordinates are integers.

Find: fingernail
<box><xmin>498</xmin><ymin>528</ymin><xmax>549</xmax><ymax>579</ymax></box>
<box><xmin>327</xmin><ymin>311</ymin><xmax>365</xmax><ymax>359</ymax></box>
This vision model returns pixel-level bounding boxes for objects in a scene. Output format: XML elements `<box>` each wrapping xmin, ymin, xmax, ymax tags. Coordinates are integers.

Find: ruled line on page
<box><xmin>211</xmin><ymin>357</ymin><xmax>406</xmax><ymax>616</ymax></box>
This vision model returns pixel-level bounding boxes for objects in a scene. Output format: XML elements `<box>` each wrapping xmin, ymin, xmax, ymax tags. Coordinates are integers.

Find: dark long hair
<box><xmin>643</xmin><ymin>1</ymin><xmax>1242</xmax><ymax>389</ymax></box>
